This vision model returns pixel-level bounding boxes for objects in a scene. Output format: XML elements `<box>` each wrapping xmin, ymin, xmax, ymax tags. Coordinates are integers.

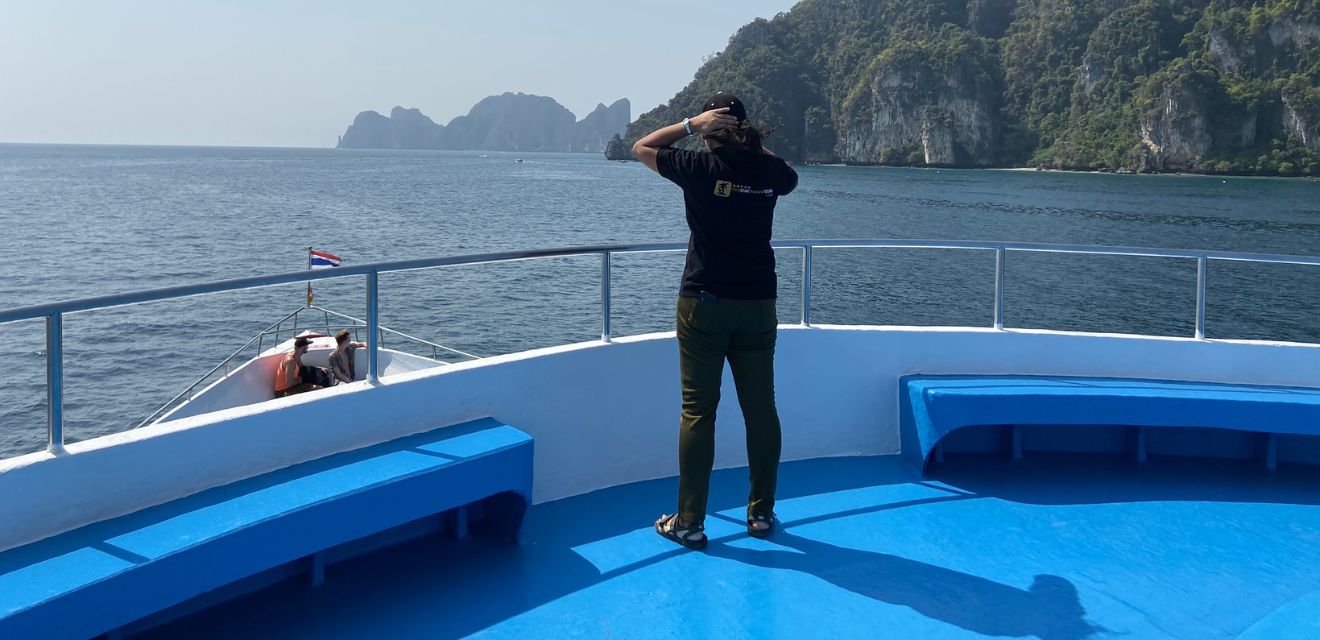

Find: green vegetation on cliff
<box><xmin>626</xmin><ymin>0</ymin><xmax>1320</xmax><ymax>175</ymax></box>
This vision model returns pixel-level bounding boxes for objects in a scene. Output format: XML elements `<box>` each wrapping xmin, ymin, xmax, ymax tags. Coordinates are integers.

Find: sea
<box><xmin>2</xmin><ymin>144</ymin><xmax>1319</xmax><ymax>458</ymax></box>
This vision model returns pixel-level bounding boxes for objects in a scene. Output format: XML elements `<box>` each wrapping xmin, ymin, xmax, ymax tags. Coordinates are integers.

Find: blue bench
<box><xmin>0</xmin><ymin>418</ymin><xmax>532</xmax><ymax>640</ymax></box>
<box><xmin>900</xmin><ymin>375</ymin><xmax>1320</xmax><ymax>473</ymax></box>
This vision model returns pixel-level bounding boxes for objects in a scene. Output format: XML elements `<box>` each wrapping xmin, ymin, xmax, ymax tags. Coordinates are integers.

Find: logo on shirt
<box><xmin>713</xmin><ymin>179</ymin><xmax>775</xmax><ymax>199</ymax></box>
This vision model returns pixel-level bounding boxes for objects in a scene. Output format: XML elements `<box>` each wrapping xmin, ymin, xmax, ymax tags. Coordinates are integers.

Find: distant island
<box><xmin>626</xmin><ymin>0</ymin><xmax>1320</xmax><ymax>176</ymax></box>
<box><xmin>337</xmin><ymin>94</ymin><xmax>630</xmax><ymax>154</ymax></box>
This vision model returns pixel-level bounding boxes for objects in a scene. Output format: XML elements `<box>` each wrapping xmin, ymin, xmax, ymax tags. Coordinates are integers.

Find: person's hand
<box><xmin>689</xmin><ymin>108</ymin><xmax>738</xmax><ymax>135</ymax></box>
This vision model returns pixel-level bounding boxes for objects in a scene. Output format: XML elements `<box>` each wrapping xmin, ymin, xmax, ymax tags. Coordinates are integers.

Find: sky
<box><xmin>0</xmin><ymin>1</ymin><xmax>800</xmax><ymax>148</ymax></box>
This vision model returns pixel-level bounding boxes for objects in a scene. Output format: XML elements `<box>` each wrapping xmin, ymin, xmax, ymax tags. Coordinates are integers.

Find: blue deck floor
<box><xmin>139</xmin><ymin>455</ymin><xmax>1320</xmax><ymax>639</ymax></box>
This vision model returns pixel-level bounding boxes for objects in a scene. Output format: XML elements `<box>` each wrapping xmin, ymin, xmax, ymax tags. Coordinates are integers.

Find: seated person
<box><xmin>274</xmin><ymin>336</ymin><xmax>332</xmax><ymax>397</ymax></box>
<box><xmin>328</xmin><ymin>329</ymin><xmax>367</xmax><ymax>384</ymax></box>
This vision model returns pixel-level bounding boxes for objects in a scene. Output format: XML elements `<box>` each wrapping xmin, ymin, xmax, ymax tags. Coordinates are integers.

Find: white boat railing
<box><xmin>2</xmin><ymin>239</ymin><xmax>1319</xmax><ymax>456</ymax></box>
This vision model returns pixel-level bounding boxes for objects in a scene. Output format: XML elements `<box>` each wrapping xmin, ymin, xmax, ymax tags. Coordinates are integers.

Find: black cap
<box><xmin>294</xmin><ymin>337</ymin><xmax>312</xmax><ymax>348</ymax></box>
<box><xmin>703</xmin><ymin>92</ymin><xmax>747</xmax><ymax>123</ymax></box>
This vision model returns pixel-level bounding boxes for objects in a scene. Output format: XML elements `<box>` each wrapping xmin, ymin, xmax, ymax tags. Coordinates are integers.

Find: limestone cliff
<box><xmin>337</xmin><ymin>93</ymin><xmax>629</xmax><ymax>153</ymax></box>
<box><xmin>338</xmin><ymin>111</ymin><xmax>396</xmax><ymax>149</ymax></box>
<box><xmin>387</xmin><ymin>107</ymin><xmax>446</xmax><ymax>150</ymax></box>
<box><xmin>1284</xmin><ymin>96</ymin><xmax>1319</xmax><ymax>151</ymax></box>
<box><xmin>1134</xmin><ymin>64</ymin><xmax>1213</xmax><ymax>172</ymax></box>
<box><xmin>443</xmin><ymin>93</ymin><xmax>576</xmax><ymax>151</ymax></box>
<box><xmin>604</xmin><ymin>134</ymin><xmax>631</xmax><ymax>160</ymax></box>
<box><xmin>838</xmin><ymin>36</ymin><xmax>998</xmax><ymax>165</ymax></box>
<box><xmin>571</xmin><ymin>99</ymin><xmax>631</xmax><ymax>153</ymax></box>
<box><xmin>625</xmin><ymin>0</ymin><xmax>1320</xmax><ymax>175</ymax></box>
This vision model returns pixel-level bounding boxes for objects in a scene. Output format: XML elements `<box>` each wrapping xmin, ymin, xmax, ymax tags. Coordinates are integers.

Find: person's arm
<box><xmin>776</xmin><ymin>159</ymin><xmax>799</xmax><ymax>196</ymax></box>
<box><xmin>632</xmin><ymin>108</ymin><xmax>738</xmax><ymax>172</ymax></box>
<box><xmin>760</xmin><ymin>146</ymin><xmax>798</xmax><ymax>196</ymax></box>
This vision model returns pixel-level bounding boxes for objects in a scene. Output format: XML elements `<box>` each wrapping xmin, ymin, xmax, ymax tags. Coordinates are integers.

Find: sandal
<box><xmin>655</xmin><ymin>514</ymin><xmax>708</xmax><ymax>550</ymax></box>
<box><xmin>747</xmin><ymin>512</ymin><xmax>777</xmax><ymax>539</ymax></box>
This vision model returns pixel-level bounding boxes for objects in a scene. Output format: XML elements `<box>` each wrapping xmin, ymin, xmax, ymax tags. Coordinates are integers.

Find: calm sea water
<box><xmin>2</xmin><ymin>144</ymin><xmax>1319</xmax><ymax>457</ymax></box>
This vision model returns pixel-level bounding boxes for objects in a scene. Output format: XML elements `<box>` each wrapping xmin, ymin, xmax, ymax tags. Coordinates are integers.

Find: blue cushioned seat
<box><xmin>900</xmin><ymin>376</ymin><xmax>1320</xmax><ymax>473</ymax></box>
<box><xmin>0</xmin><ymin>418</ymin><xmax>532</xmax><ymax>640</ymax></box>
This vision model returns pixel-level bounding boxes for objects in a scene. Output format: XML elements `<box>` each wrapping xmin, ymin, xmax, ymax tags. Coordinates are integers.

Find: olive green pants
<box><xmin>676</xmin><ymin>295</ymin><xmax>782</xmax><ymax>524</ymax></box>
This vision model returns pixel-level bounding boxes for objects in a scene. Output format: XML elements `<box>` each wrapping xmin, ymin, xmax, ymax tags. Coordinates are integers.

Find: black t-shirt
<box><xmin>657</xmin><ymin>147</ymin><xmax>798</xmax><ymax>300</ymax></box>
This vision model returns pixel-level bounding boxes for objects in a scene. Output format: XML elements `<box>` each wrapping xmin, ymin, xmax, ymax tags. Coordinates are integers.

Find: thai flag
<box><xmin>310</xmin><ymin>250</ymin><xmax>342</xmax><ymax>269</ymax></box>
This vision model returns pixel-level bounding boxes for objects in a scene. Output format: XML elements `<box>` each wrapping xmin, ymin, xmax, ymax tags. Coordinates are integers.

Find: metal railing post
<box><xmin>601</xmin><ymin>251</ymin><xmax>612</xmax><ymax>342</ymax></box>
<box><xmin>993</xmin><ymin>247</ymin><xmax>1006</xmax><ymax>330</ymax></box>
<box><xmin>1195</xmin><ymin>256</ymin><xmax>1207</xmax><ymax>339</ymax></box>
<box><xmin>801</xmin><ymin>245</ymin><xmax>813</xmax><ymax>326</ymax></box>
<box><xmin>46</xmin><ymin>313</ymin><xmax>65</xmax><ymax>454</ymax></box>
<box><xmin>366</xmin><ymin>271</ymin><xmax>380</xmax><ymax>382</ymax></box>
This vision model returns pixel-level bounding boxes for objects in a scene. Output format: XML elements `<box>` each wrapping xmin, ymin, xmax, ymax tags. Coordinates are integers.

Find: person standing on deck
<box><xmin>633</xmin><ymin>93</ymin><xmax>799</xmax><ymax>550</ymax></box>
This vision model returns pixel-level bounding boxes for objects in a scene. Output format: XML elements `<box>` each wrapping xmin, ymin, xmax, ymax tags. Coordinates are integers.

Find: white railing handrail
<box><xmin>5</xmin><ymin>240</ymin><xmax>1320</xmax><ymax>325</ymax></box>
<box><xmin>4</xmin><ymin>239</ymin><xmax>1318</xmax><ymax>456</ymax></box>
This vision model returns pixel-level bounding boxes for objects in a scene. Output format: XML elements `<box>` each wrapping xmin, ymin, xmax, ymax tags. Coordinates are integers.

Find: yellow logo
<box><xmin>714</xmin><ymin>180</ymin><xmax>732</xmax><ymax>198</ymax></box>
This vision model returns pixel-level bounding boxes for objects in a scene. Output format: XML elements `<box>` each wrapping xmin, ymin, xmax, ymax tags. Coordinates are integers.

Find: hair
<box><xmin>704</xmin><ymin>121</ymin><xmax>768</xmax><ymax>176</ymax></box>
<box><xmin>335</xmin><ymin>329</ymin><xmax>351</xmax><ymax>345</ymax></box>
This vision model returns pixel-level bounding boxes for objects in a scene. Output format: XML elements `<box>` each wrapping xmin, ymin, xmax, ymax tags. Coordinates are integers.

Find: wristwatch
<box><xmin>681</xmin><ymin>117</ymin><xmax>693</xmax><ymax>136</ymax></box>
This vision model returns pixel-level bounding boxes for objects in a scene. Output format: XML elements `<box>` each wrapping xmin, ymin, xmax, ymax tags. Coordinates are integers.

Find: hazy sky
<box><xmin>1</xmin><ymin>1</ymin><xmax>800</xmax><ymax>148</ymax></box>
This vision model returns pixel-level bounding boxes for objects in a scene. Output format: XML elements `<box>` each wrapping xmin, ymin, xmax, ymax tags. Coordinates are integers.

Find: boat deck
<box><xmin>139</xmin><ymin>455</ymin><xmax>1320</xmax><ymax>639</ymax></box>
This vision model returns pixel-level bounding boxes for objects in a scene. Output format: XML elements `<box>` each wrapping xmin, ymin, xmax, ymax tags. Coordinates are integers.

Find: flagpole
<box><xmin>306</xmin><ymin>246</ymin><xmax>314</xmax><ymax>308</ymax></box>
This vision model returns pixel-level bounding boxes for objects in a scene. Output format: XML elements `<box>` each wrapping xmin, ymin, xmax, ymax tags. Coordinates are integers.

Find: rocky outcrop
<box><xmin>1238</xmin><ymin>115</ymin><xmax>1259</xmax><ymax>149</ymax></box>
<box><xmin>1283</xmin><ymin>95</ymin><xmax>1319</xmax><ymax>151</ymax></box>
<box><xmin>443</xmin><ymin>93</ymin><xmax>576</xmax><ymax>151</ymax></box>
<box><xmin>570</xmin><ymin>99</ymin><xmax>631</xmax><ymax>153</ymax></box>
<box><xmin>919</xmin><ymin>112</ymin><xmax>959</xmax><ymax>164</ymax></box>
<box><xmin>838</xmin><ymin>46</ymin><xmax>997</xmax><ymax>166</ymax></box>
<box><xmin>1207</xmin><ymin>29</ymin><xmax>1245</xmax><ymax>75</ymax></box>
<box><xmin>338</xmin><ymin>107</ymin><xmax>446</xmax><ymax>149</ymax></box>
<box><xmin>337</xmin><ymin>93</ymin><xmax>629</xmax><ymax>153</ymax></box>
<box><xmin>604</xmin><ymin>134</ymin><xmax>631</xmax><ymax>160</ymax></box>
<box><xmin>1267</xmin><ymin>18</ymin><xmax>1320</xmax><ymax>48</ymax></box>
<box><xmin>338</xmin><ymin>111</ymin><xmax>396</xmax><ymax>149</ymax></box>
<box><xmin>1078</xmin><ymin>54</ymin><xmax>1104</xmax><ymax>95</ymax></box>
<box><xmin>1136</xmin><ymin>71</ymin><xmax>1212</xmax><ymax>172</ymax></box>
<box><xmin>387</xmin><ymin>107</ymin><xmax>446</xmax><ymax>149</ymax></box>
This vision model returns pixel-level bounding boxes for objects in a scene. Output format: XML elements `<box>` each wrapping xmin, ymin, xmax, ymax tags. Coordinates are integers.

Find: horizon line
<box><xmin>0</xmin><ymin>141</ymin><xmax>628</xmax><ymax>153</ymax></box>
